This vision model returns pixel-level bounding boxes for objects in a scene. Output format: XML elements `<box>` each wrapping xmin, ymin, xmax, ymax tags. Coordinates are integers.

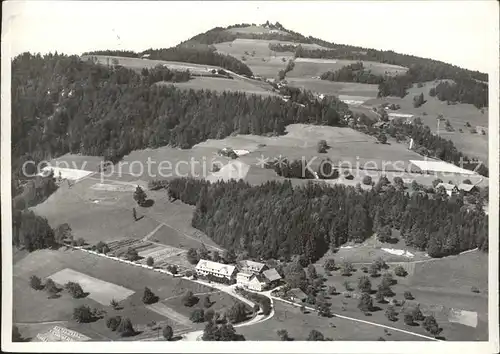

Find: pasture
<box><xmin>82</xmin><ymin>55</ymin><xmax>220</xmax><ymax>75</ymax></box>
<box><xmin>312</xmin><ymin>249</ymin><xmax>488</xmax><ymax>341</ymax></box>
<box><xmin>196</xmin><ymin>123</ymin><xmax>426</xmax><ymax>173</ymax></box>
<box><xmin>363</xmin><ymin>81</ymin><xmax>488</xmax><ymax>162</ymax></box>
<box><xmin>32</xmin><ymin>152</ymin><xmax>222</xmax><ymax>250</ymax></box>
<box><xmin>32</xmin><ymin>177</ymin><xmax>160</xmax><ymax>244</ymax></box>
<box><xmin>13</xmin><ymin>248</ymin><xmax>225</xmax><ymax>340</ymax></box>
<box><xmin>287</xmin><ymin>58</ymin><xmax>408</xmax><ymax>79</ymax></box>
<box><xmin>162</xmin><ymin>77</ymin><xmax>277</xmax><ymax>96</ymax></box>
<box><xmin>162</xmin><ymin>290</ymin><xmax>250</xmax><ymax>323</ymax></box>
<box><xmin>48</xmin><ymin>268</ymin><xmax>135</xmax><ymax>305</ymax></box>
<box><xmin>286</xmin><ymin>78</ymin><xmax>378</xmax><ymax>99</ymax></box>
<box><xmin>215</xmin><ymin>38</ymin><xmax>293</xmax><ymax>78</ymax></box>
<box><xmin>237</xmin><ymin>301</ymin><xmax>427</xmax><ymax>341</ymax></box>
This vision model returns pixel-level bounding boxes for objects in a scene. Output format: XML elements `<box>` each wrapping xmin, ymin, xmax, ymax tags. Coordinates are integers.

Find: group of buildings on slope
<box><xmin>195</xmin><ymin>259</ymin><xmax>282</xmax><ymax>292</ymax></box>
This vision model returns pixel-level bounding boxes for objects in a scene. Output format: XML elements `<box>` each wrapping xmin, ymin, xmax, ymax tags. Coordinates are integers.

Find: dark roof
<box><xmin>458</xmin><ymin>183</ymin><xmax>476</xmax><ymax>192</ymax></box>
<box><xmin>263</xmin><ymin>268</ymin><xmax>282</xmax><ymax>282</ymax></box>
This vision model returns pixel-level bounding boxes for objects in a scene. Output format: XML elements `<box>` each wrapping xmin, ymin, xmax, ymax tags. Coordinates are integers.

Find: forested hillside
<box><xmin>11</xmin><ymin>53</ymin><xmax>348</xmax><ymax>180</ymax></box>
<box><xmin>297</xmin><ymin>47</ymin><xmax>487</xmax><ymax>107</ymax></box>
<box><xmin>167</xmin><ymin>178</ymin><xmax>488</xmax><ymax>263</ymax></box>
<box><xmin>184</xmin><ymin>22</ymin><xmax>487</xmax><ymax>107</ymax></box>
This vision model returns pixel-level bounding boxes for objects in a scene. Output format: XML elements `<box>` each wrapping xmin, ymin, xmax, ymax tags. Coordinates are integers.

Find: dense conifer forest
<box><xmin>11</xmin><ymin>52</ymin><xmax>349</xmax><ymax>184</ymax></box>
<box><xmin>166</xmin><ymin>178</ymin><xmax>488</xmax><ymax>262</ymax></box>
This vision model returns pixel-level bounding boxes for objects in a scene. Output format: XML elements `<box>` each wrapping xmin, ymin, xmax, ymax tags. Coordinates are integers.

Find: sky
<box><xmin>2</xmin><ymin>1</ymin><xmax>498</xmax><ymax>73</ymax></box>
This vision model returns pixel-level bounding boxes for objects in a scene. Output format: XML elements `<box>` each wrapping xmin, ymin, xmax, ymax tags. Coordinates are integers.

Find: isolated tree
<box><xmin>106</xmin><ymin>316</ymin><xmax>122</xmax><ymax>331</ymax></box>
<box><xmin>30</xmin><ymin>275</ymin><xmax>43</xmax><ymax>290</ymax></box>
<box><xmin>142</xmin><ymin>287</ymin><xmax>157</xmax><ymax>304</ymax></box>
<box><xmin>73</xmin><ymin>305</ymin><xmax>94</xmax><ymax>323</ymax></box>
<box><xmin>394</xmin><ymin>265</ymin><xmax>408</xmax><ymax>277</ymax></box>
<box><xmin>110</xmin><ymin>299</ymin><xmax>120</xmax><ymax>310</ymax></box>
<box><xmin>186</xmin><ymin>248</ymin><xmax>200</xmax><ymax>264</ymax></box>
<box><xmin>65</xmin><ymin>281</ymin><xmax>85</xmax><ymax>298</ymax></box>
<box><xmin>316</xmin><ymin>298</ymin><xmax>332</xmax><ymax>317</ymax></box>
<box><xmin>117</xmin><ymin>317</ymin><xmax>135</xmax><ymax>337</ymax></box>
<box><xmin>375</xmin><ymin>288</ymin><xmax>386</xmax><ymax>303</ymax></box>
<box><xmin>226</xmin><ymin>303</ymin><xmax>247</xmax><ymax>324</ymax></box>
<box><xmin>377</xmin><ymin>133</ymin><xmax>387</xmax><ymax>144</ymax></box>
<box><xmin>125</xmin><ymin>247</ymin><xmax>140</xmax><ymax>261</ymax></box>
<box><xmin>385</xmin><ymin>306</ymin><xmax>398</xmax><ymax>321</ymax></box>
<box><xmin>182</xmin><ymin>290</ymin><xmax>198</xmax><ymax>307</ymax></box>
<box><xmin>404</xmin><ymin>313</ymin><xmax>415</xmax><ymax>326</ymax></box>
<box><xmin>44</xmin><ymin>278</ymin><xmax>59</xmax><ymax>294</ymax></box>
<box><xmin>381</xmin><ymin>273</ymin><xmax>394</xmax><ymax>288</ymax></box>
<box><xmin>328</xmin><ymin>286</ymin><xmax>337</xmax><ymax>295</ymax></box>
<box><xmin>423</xmin><ymin>315</ymin><xmax>441</xmax><ymax>336</ymax></box>
<box><xmin>198</xmin><ymin>244</ymin><xmax>210</xmax><ymax>260</ymax></box>
<box><xmin>341</xmin><ymin>260</ymin><xmax>354</xmax><ymax>276</ymax></box>
<box><xmin>317</xmin><ymin>140</ymin><xmax>328</xmax><ymax>153</ymax></box>
<box><xmin>357</xmin><ymin>276</ymin><xmax>372</xmax><ymax>293</ymax></box>
<box><xmin>95</xmin><ymin>241</ymin><xmax>110</xmax><ymax>254</ymax></box>
<box><xmin>403</xmin><ymin>291</ymin><xmax>414</xmax><ymax>300</ymax></box>
<box><xmin>190</xmin><ymin>308</ymin><xmax>205</xmax><ymax>323</ymax></box>
<box><xmin>323</xmin><ymin>258</ymin><xmax>335</xmax><ymax>271</ymax></box>
<box><xmin>205</xmin><ymin>308</ymin><xmax>215</xmax><ymax>322</ymax></box>
<box><xmin>362</xmin><ymin>176</ymin><xmax>372</xmax><ymax>185</ymax></box>
<box><xmin>410</xmin><ymin>305</ymin><xmax>425</xmax><ymax>321</ymax></box>
<box><xmin>133</xmin><ymin>186</ymin><xmax>147</xmax><ymax>206</ymax></box>
<box><xmin>167</xmin><ymin>265</ymin><xmax>178</xmax><ymax>274</ymax></box>
<box><xmin>413</xmin><ymin>93</ymin><xmax>425</xmax><ymax>107</ymax></box>
<box><xmin>277</xmin><ymin>329</ymin><xmax>290</xmax><ymax>341</ymax></box>
<box><xmin>357</xmin><ymin>293</ymin><xmax>373</xmax><ymax>313</ymax></box>
<box><xmin>307</xmin><ymin>329</ymin><xmax>325</xmax><ymax>341</ymax></box>
<box><xmin>146</xmin><ymin>256</ymin><xmax>154</xmax><ymax>267</ymax></box>
<box><xmin>132</xmin><ymin>207</ymin><xmax>137</xmax><ymax>221</ymax></box>
<box><xmin>163</xmin><ymin>325</ymin><xmax>174</xmax><ymax>340</ymax></box>
<box><xmin>203</xmin><ymin>295</ymin><xmax>212</xmax><ymax>308</ymax></box>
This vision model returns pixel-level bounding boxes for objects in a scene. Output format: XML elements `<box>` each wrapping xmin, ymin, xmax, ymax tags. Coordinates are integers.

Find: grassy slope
<box><xmin>363</xmin><ymin>81</ymin><xmax>488</xmax><ymax>163</ymax></box>
<box><xmin>313</xmin><ymin>249</ymin><xmax>488</xmax><ymax>341</ymax></box>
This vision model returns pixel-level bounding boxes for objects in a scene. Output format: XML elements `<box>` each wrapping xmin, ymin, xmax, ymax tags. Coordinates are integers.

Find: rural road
<box><xmin>270</xmin><ymin>296</ymin><xmax>441</xmax><ymax>341</ymax></box>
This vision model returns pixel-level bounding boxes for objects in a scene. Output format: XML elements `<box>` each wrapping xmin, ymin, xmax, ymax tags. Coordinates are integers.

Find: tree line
<box><xmin>296</xmin><ymin>47</ymin><xmax>487</xmax><ymax>107</ymax></box>
<box><xmin>11</xmin><ymin>52</ymin><xmax>349</xmax><ymax>194</ymax></box>
<box><xmin>141</xmin><ymin>46</ymin><xmax>253</xmax><ymax>77</ymax></box>
<box><xmin>165</xmin><ymin>177</ymin><xmax>487</xmax><ymax>263</ymax></box>
<box><xmin>84</xmin><ymin>45</ymin><xmax>253</xmax><ymax>77</ymax></box>
<box><xmin>320</xmin><ymin>62</ymin><xmax>385</xmax><ymax>85</ymax></box>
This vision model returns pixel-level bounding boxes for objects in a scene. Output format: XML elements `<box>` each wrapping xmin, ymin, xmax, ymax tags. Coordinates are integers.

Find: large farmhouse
<box><xmin>195</xmin><ymin>259</ymin><xmax>237</xmax><ymax>282</ymax></box>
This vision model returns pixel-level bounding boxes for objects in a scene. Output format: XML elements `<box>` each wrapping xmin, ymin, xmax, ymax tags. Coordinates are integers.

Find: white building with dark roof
<box><xmin>195</xmin><ymin>259</ymin><xmax>237</xmax><ymax>281</ymax></box>
<box><xmin>236</xmin><ymin>260</ymin><xmax>281</xmax><ymax>291</ymax></box>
